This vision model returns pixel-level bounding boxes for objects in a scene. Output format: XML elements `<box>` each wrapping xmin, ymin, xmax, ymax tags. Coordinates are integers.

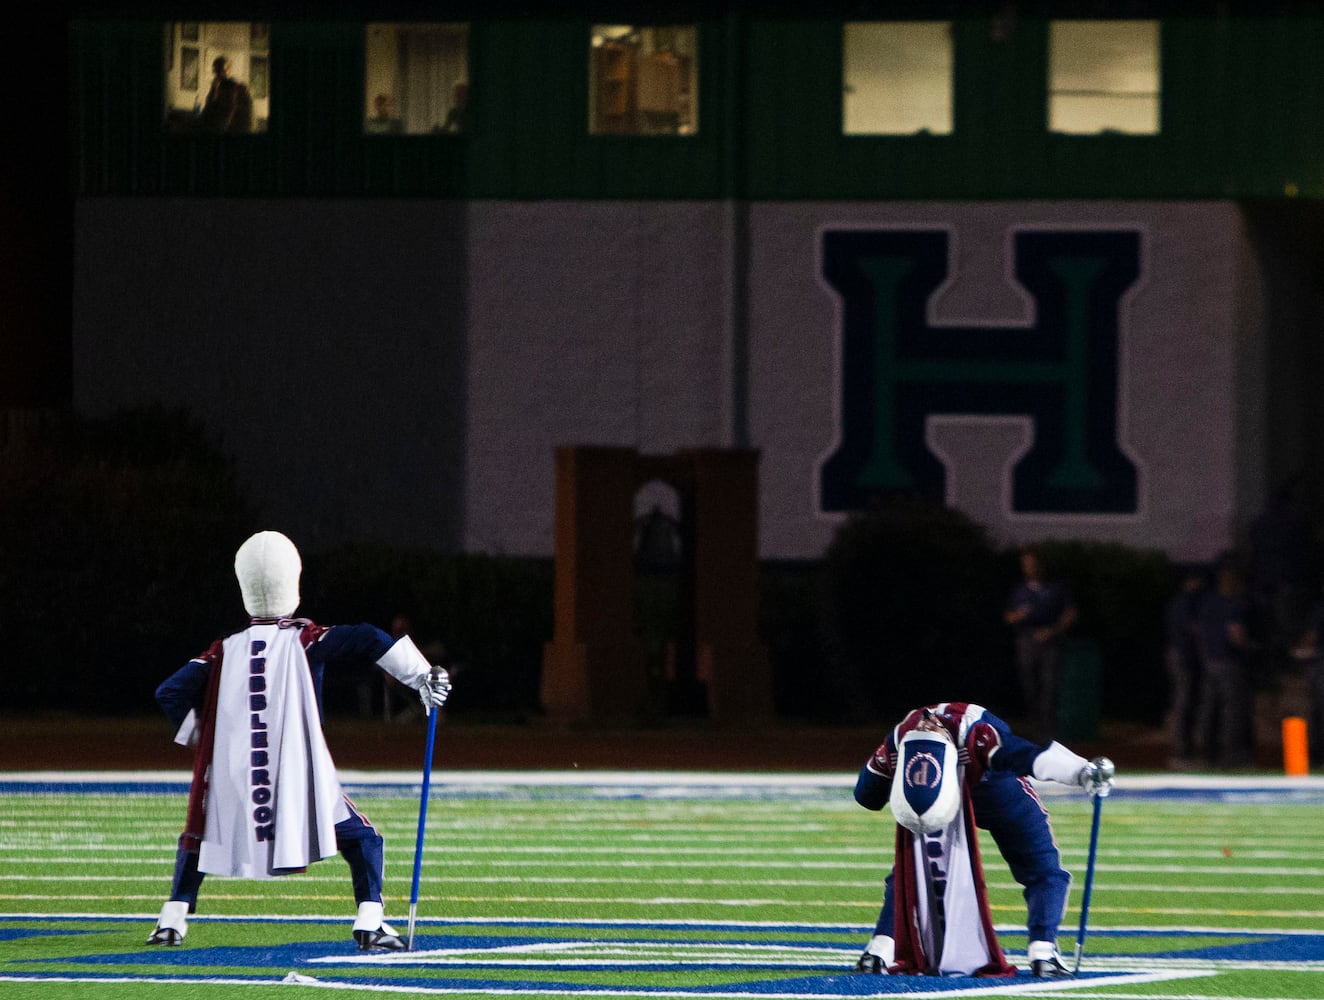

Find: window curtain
<box><xmin>399</xmin><ymin>29</ymin><xmax>466</xmax><ymax>133</ymax></box>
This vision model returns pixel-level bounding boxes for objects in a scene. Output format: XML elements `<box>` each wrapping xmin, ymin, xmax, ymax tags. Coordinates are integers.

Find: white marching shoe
<box><xmin>352</xmin><ymin>900</ymin><xmax>406</xmax><ymax>951</ymax></box>
<box><xmin>1028</xmin><ymin>940</ymin><xmax>1073</xmax><ymax>978</ymax></box>
<box><xmin>146</xmin><ymin>900</ymin><xmax>189</xmax><ymax>946</ymax></box>
<box><xmin>853</xmin><ymin>933</ymin><xmax>894</xmax><ymax>973</ymax></box>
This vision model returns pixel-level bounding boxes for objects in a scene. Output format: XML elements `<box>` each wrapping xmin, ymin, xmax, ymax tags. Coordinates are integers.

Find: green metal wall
<box><xmin>69</xmin><ymin>10</ymin><xmax>1324</xmax><ymax>200</ymax></box>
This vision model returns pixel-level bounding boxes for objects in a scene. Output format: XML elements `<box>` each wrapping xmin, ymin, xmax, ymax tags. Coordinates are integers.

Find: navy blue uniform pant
<box><xmin>872</xmin><ymin>773</ymin><xmax>1070</xmax><ymax>944</ymax></box>
<box><xmin>169</xmin><ymin>798</ymin><xmax>385</xmax><ymax>911</ymax></box>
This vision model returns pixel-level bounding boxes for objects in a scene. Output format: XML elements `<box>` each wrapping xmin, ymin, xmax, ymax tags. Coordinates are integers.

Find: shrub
<box><xmin>799</xmin><ymin>503</ymin><xmax>1179</xmax><ymax>727</ymax></box>
<box><xmin>0</xmin><ymin>406</ymin><xmax>1178</xmax><ymax>728</ymax></box>
<box><xmin>0</xmin><ymin>407</ymin><xmax>257</xmax><ymax>712</ymax></box>
<box><xmin>303</xmin><ymin>545</ymin><xmax>553</xmax><ymax>720</ymax></box>
<box><xmin>1023</xmin><ymin>539</ymin><xmax>1178</xmax><ymax>724</ymax></box>
<box><xmin>815</xmin><ymin>499</ymin><xmax>1009</xmax><ymax>723</ymax></box>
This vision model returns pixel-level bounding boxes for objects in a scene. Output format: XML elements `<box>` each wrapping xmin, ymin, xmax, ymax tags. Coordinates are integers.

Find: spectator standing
<box><xmin>1195</xmin><ymin>554</ymin><xmax>1254</xmax><ymax>768</ymax></box>
<box><xmin>1003</xmin><ymin>546</ymin><xmax>1078</xmax><ymax>743</ymax></box>
<box><xmin>1248</xmin><ymin>481</ymin><xmax>1316</xmax><ymax>674</ymax></box>
<box><xmin>1164</xmin><ymin>568</ymin><xmax>1209</xmax><ymax>768</ymax></box>
<box><xmin>1289</xmin><ymin>592</ymin><xmax>1324</xmax><ymax>767</ymax></box>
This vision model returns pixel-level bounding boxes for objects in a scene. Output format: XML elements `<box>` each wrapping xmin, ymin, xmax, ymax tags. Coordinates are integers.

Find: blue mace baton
<box><xmin>407</xmin><ymin>666</ymin><xmax>444</xmax><ymax>951</ymax></box>
<box><xmin>1071</xmin><ymin>781</ymin><xmax>1106</xmax><ymax>975</ymax></box>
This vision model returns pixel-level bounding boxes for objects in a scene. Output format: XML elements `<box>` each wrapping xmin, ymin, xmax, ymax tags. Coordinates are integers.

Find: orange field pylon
<box><xmin>1283</xmin><ymin>716</ymin><xmax>1309</xmax><ymax>776</ymax></box>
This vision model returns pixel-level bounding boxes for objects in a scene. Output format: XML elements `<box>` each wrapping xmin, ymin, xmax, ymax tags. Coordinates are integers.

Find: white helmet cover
<box><xmin>234</xmin><ymin>531</ymin><xmax>302</xmax><ymax>618</ymax></box>
<box><xmin>889</xmin><ymin>728</ymin><xmax>962</xmax><ymax>835</ymax></box>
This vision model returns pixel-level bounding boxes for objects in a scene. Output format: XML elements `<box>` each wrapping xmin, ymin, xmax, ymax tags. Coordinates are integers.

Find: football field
<box><xmin>2</xmin><ymin>769</ymin><xmax>1323</xmax><ymax>999</ymax></box>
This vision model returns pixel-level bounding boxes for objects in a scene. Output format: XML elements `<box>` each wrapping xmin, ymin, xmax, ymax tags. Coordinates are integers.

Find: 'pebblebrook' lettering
<box><xmin>248</xmin><ymin>640</ymin><xmax>276</xmax><ymax>842</ymax></box>
<box><xmin>924</xmin><ymin>831</ymin><xmax>949</xmax><ymax>941</ymax></box>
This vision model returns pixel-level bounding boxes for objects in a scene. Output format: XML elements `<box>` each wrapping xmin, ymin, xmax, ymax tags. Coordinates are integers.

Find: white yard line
<box><xmin>6</xmin><ymin>770</ymin><xmax>1324</xmax><ymax>792</ymax></box>
<box><xmin>6</xmin><ymin>873</ymin><xmax>1324</xmax><ymax>900</ymax></box>
<box><xmin>8</xmin><ymin>894</ymin><xmax>1324</xmax><ymax>919</ymax></box>
<box><xmin>7</xmin><ymin>913</ymin><xmax>1324</xmax><ymax>935</ymax></box>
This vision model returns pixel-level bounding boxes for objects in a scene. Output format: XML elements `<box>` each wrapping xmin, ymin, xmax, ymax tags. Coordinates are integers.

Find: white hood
<box><xmin>234</xmin><ymin>531</ymin><xmax>301</xmax><ymax>618</ymax></box>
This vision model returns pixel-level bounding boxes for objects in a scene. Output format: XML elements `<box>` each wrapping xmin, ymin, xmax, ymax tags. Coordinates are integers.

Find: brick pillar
<box><xmin>690</xmin><ymin>449</ymin><xmax>773</xmax><ymax>723</ymax></box>
<box><xmin>541</xmin><ymin>446</ymin><xmax>646</xmax><ymax>722</ymax></box>
<box><xmin>541</xmin><ymin>445</ymin><xmax>772</xmax><ymax>725</ymax></box>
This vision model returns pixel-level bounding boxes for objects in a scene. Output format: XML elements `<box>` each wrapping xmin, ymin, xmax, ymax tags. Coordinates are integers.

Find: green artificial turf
<box><xmin>2</xmin><ymin>775</ymin><xmax>1322</xmax><ymax>999</ymax></box>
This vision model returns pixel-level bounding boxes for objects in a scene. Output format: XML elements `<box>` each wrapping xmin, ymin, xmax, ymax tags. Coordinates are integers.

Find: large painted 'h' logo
<box><xmin>819</xmin><ymin>229</ymin><xmax>1141</xmax><ymax>515</ymax></box>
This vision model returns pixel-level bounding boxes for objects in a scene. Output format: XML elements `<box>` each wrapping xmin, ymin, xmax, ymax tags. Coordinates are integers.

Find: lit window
<box><xmin>365</xmin><ymin>23</ymin><xmax>470</xmax><ymax>136</ymax></box>
<box><xmin>1049</xmin><ymin>21</ymin><xmax>1160</xmax><ymax>134</ymax></box>
<box><xmin>163</xmin><ymin>21</ymin><xmax>269</xmax><ymax>134</ymax></box>
<box><xmin>843</xmin><ymin>22</ymin><xmax>952</xmax><ymax>136</ymax></box>
<box><xmin>590</xmin><ymin>25</ymin><xmax>698</xmax><ymax>136</ymax></box>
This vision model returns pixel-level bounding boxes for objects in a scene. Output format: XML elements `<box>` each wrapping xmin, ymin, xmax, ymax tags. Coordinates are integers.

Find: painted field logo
<box><xmin>819</xmin><ymin>228</ymin><xmax>1141</xmax><ymax>515</ymax></box>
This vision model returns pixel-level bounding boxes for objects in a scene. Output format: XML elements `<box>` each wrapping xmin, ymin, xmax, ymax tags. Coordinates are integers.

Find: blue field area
<box><xmin>2</xmin><ymin>917</ymin><xmax>1318</xmax><ymax>996</ymax></box>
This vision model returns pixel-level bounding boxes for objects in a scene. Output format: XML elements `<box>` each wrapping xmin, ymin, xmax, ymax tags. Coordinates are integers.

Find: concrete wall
<box><xmin>746</xmin><ymin>201</ymin><xmax>1262</xmax><ymax>560</ymax></box>
<box><xmin>73</xmin><ymin>198</ymin><xmax>470</xmax><ymax>551</ymax></box>
<box><xmin>74</xmin><ymin>198</ymin><xmax>1269</xmax><ymax>561</ymax></box>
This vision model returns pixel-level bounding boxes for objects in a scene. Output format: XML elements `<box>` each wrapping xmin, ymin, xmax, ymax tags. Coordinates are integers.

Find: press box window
<box><xmin>590</xmin><ymin>25</ymin><xmax>698</xmax><ymax>135</ymax></box>
<box><xmin>365</xmin><ymin>23</ymin><xmax>470</xmax><ymax>135</ymax></box>
<box><xmin>164</xmin><ymin>21</ymin><xmax>269</xmax><ymax>134</ymax></box>
<box><xmin>843</xmin><ymin>22</ymin><xmax>952</xmax><ymax>135</ymax></box>
<box><xmin>1049</xmin><ymin>20</ymin><xmax>1160</xmax><ymax>134</ymax></box>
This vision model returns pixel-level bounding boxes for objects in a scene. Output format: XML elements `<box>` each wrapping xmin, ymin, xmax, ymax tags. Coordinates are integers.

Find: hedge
<box><xmin>2</xmin><ymin>408</ymin><xmax>1179</xmax><ymax>726</ymax></box>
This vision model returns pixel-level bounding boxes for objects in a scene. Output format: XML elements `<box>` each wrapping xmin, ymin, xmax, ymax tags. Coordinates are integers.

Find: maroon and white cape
<box><xmin>180</xmin><ymin>622</ymin><xmax>348</xmax><ymax>878</ymax></box>
<box><xmin>890</xmin><ymin>787</ymin><xmax>1016</xmax><ymax>976</ymax></box>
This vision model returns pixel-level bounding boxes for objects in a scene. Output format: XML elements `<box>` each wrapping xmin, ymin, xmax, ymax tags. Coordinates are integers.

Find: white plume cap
<box><xmin>234</xmin><ymin>530</ymin><xmax>302</xmax><ymax>618</ymax></box>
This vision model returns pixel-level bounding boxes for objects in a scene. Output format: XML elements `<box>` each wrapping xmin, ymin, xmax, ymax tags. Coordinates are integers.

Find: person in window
<box><xmin>199</xmin><ymin>55</ymin><xmax>254</xmax><ymax>134</ymax></box>
<box><xmin>441</xmin><ymin>81</ymin><xmax>469</xmax><ymax>133</ymax></box>
<box><xmin>365</xmin><ymin>93</ymin><xmax>402</xmax><ymax>135</ymax></box>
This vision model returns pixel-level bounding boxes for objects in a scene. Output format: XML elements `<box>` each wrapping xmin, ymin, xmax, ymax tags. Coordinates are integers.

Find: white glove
<box><xmin>1077</xmin><ymin>756</ymin><xmax>1115</xmax><ymax>798</ymax></box>
<box><xmin>377</xmin><ymin>635</ymin><xmax>450</xmax><ymax>715</ymax></box>
<box><xmin>417</xmin><ymin>665</ymin><xmax>452</xmax><ymax>716</ymax></box>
